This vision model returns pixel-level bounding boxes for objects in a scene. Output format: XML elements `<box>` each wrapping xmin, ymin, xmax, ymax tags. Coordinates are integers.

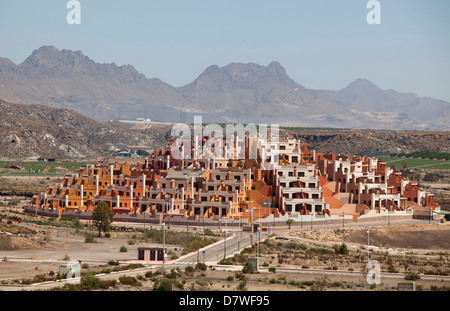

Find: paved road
<box><xmin>170</xmin><ymin>231</ymin><xmax>269</xmax><ymax>266</ymax></box>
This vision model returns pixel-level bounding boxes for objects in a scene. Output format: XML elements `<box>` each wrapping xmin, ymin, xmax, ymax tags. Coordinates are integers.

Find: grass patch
<box><xmin>379</xmin><ymin>157</ymin><xmax>450</xmax><ymax>170</ymax></box>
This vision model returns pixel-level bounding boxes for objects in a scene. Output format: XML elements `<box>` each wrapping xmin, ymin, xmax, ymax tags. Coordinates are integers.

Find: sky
<box><xmin>1</xmin><ymin>0</ymin><xmax>450</xmax><ymax>101</ymax></box>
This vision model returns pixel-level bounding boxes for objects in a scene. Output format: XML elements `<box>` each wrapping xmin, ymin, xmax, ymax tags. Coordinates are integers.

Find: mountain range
<box><xmin>0</xmin><ymin>46</ymin><xmax>448</xmax><ymax>130</ymax></box>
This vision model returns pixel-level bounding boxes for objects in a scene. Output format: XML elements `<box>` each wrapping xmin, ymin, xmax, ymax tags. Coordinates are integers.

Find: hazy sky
<box><xmin>1</xmin><ymin>0</ymin><xmax>450</xmax><ymax>101</ymax></box>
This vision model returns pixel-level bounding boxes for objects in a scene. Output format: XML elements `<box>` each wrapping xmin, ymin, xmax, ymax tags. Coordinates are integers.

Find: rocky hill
<box><xmin>0</xmin><ymin>98</ymin><xmax>448</xmax><ymax>160</ymax></box>
<box><xmin>0</xmin><ymin>99</ymin><xmax>170</xmax><ymax>160</ymax></box>
<box><xmin>285</xmin><ymin>129</ymin><xmax>450</xmax><ymax>156</ymax></box>
<box><xmin>0</xmin><ymin>46</ymin><xmax>449</xmax><ymax>130</ymax></box>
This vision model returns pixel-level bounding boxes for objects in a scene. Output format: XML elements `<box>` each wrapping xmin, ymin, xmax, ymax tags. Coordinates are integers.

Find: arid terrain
<box><xmin>1</xmin><ymin>158</ymin><xmax>449</xmax><ymax>291</ymax></box>
<box><xmin>0</xmin><ymin>208</ymin><xmax>449</xmax><ymax>291</ymax></box>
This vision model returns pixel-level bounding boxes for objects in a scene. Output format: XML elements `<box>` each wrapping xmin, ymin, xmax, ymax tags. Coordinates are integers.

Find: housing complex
<box><xmin>28</xmin><ymin>135</ymin><xmax>440</xmax><ymax>224</ymax></box>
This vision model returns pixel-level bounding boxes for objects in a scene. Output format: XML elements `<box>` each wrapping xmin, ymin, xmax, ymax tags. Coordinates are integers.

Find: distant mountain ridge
<box><xmin>0</xmin><ymin>46</ymin><xmax>448</xmax><ymax>130</ymax></box>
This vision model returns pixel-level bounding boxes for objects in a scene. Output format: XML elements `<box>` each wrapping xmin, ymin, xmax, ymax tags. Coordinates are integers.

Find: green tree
<box><xmin>286</xmin><ymin>218</ymin><xmax>294</xmax><ymax>229</ymax></box>
<box><xmin>92</xmin><ymin>201</ymin><xmax>114</xmax><ymax>237</ymax></box>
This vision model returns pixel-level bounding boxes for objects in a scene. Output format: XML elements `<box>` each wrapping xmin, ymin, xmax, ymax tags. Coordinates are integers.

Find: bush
<box><xmin>185</xmin><ymin>266</ymin><xmax>195</xmax><ymax>274</ymax></box>
<box><xmin>242</xmin><ymin>262</ymin><xmax>255</xmax><ymax>274</ymax></box>
<box><xmin>236</xmin><ymin>280</ymin><xmax>247</xmax><ymax>291</ymax></box>
<box><xmin>268</xmin><ymin>267</ymin><xmax>276</xmax><ymax>273</ymax></box>
<box><xmin>219</xmin><ymin>258</ymin><xmax>234</xmax><ymax>265</ymax></box>
<box><xmin>195</xmin><ymin>262</ymin><xmax>207</xmax><ymax>271</ymax></box>
<box><xmin>153</xmin><ymin>278</ymin><xmax>177</xmax><ymax>291</ymax></box>
<box><xmin>119</xmin><ymin>246</ymin><xmax>128</xmax><ymax>252</ymax></box>
<box><xmin>284</xmin><ymin>242</ymin><xmax>307</xmax><ymax>250</ymax></box>
<box><xmin>119</xmin><ymin>276</ymin><xmax>141</xmax><ymax>286</ymax></box>
<box><xmin>67</xmin><ymin>273</ymin><xmax>117</xmax><ymax>290</ymax></box>
<box><xmin>84</xmin><ymin>233</ymin><xmax>96</xmax><ymax>243</ymax></box>
<box><xmin>307</xmin><ymin>248</ymin><xmax>334</xmax><ymax>255</ymax></box>
<box><xmin>404</xmin><ymin>272</ymin><xmax>421</xmax><ymax>281</ymax></box>
<box><xmin>333</xmin><ymin>243</ymin><xmax>349</xmax><ymax>255</ymax></box>
<box><xmin>107</xmin><ymin>260</ymin><xmax>119</xmax><ymax>266</ymax></box>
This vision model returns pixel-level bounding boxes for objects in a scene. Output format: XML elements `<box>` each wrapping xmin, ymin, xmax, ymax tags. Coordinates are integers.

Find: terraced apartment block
<box><xmin>28</xmin><ymin>135</ymin><xmax>440</xmax><ymax>224</ymax></box>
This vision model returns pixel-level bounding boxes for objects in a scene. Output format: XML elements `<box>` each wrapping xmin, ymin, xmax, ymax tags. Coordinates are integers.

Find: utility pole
<box><xmin>224</xmin><ymin>218</ymin><xmax>227</xmax><ymax>260</ymax></box>
<box><xmin>163</xmin><ymin>222</ymin><xmax>166</xmax><ymax>268</ymax></box>
<box><xmin>257</xmin><ymin>227</ymin><xmax>260</xmax><ymax>272</ymax></box>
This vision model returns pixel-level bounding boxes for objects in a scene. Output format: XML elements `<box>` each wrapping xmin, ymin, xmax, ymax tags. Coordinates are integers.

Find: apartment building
<box><xmin>29</xmin><ymin>135</ymin><xmax>439</xmax><ymax>223</ymax></box>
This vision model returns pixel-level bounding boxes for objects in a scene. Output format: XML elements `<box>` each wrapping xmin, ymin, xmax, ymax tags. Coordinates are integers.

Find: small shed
<box><xmin>137</xmin><ymin>247</ymin><xmax>166</xmax><ymax>262</ymax></box>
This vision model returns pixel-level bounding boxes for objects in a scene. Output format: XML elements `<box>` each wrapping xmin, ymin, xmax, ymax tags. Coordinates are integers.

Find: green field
<box><xmin>0</xmin><ymin>161</ymin><xmax>87</xmax><ymax>175</ymax></box>
<box><xmin>379</xmin><ymin>157</ymin><xmax>450</xmax><ymax>170</ymax></box>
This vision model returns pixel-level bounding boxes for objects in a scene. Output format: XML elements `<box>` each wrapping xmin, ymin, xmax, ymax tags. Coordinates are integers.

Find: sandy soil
<box><xmin>0</xmin><ymin>220</ymin><xmax>449</xmax><ymax>291</ymax></box>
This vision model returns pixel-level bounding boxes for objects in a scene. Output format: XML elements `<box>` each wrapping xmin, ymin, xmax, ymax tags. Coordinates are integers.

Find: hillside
<box><xmin>285</xmin><ymin>129</ymin><xmax>450</xmax><ymax>156</ymax></box>
<box><xmin>0</xmin><ymin>46</ymin><xmax>449</xmax><ymax>130</ymax></box>
<box><xmin>0</xmin><ymin>98</ymin><xmax>448</xmax><ymax>161</ymax></box>
<box><xmin>0</xmin><ymin>99</ymin><xmax>170</xmax><ymax>160</ymax></box>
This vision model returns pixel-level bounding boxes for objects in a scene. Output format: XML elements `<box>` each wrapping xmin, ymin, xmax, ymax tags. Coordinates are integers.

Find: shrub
<box><xmin>84</xmin><ymin>233</ymin><xmax>96</xmax><ymax>243</ymax></box>
<box><xmin>153</xmin><ymin>278</ymin><xmax>176</xmax><ymax>291</ymax></box>
<box><xmin>404</xmin><ymin>272</ymin><xmax>420</xmax><ymax>281</ymax></box>
<box><xmin>119</xmin><ymin>276</ymin><xmax>141</xmax><ymax>286</ymax></box>
<box><xmin>236</xmin><ymin>280</ymin><xmax>247</xmax><ymax>291</ymax></box>
<box><xmin>107</xmin><ymin>260</ymin><xmax>119</xmax><ymax>266</ymax></box>
<box><xmin>219</xmin><ymin>258</ymin><xmax>234</xmax><ymax>265</ymax></box>
<box><xmin>119</xmin><ymin>246</ymin><xmax>128</xmax><ymax>252</ymax></box>
<box><xmin>242</xmin><ymin>262</ymin><xmax>255</xmax><ymax>274</ymax></box>
<box><xmin>284</xmin><ymin>242</ymin><xmax>307</xmax><ymax>250</ymax></box>
<box><xmin>195</xmin><ymin>262</ymin><xmax>207</xmax><ymax>271</ymax></box>
<box><xmin>268</xmin><ymin>267</ymin><xmax>276</xmax><ymax>273</ymax></box>
<box><xmin>333</xmin><ymin>243</ymin><xmax>349</xmax><ymax>255</ymax></box>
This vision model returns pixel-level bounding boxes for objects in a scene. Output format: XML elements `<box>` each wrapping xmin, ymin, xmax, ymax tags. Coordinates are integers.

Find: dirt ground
<box><xmin>286</xmin><ymin>223</ymin><xmax>450</xmax><ymax>251</ymax></box>
<box><xmin>0</xmin><ymin>217</ymin><xmax>449</xmax><ymax>291</ymax></box>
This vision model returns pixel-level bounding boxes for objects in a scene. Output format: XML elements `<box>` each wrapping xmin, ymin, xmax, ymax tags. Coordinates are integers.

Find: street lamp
<box><xmin>250</xmin><ymin>207</ymin><xmax>254</xmax><ymax>233</ymax></box>
<box><xmin>367</xmin><ymin>230</ymin><xmax>370</xmax><ymax>260</ymax></box>
<box><xmin>224</xmin><ymin>218</ymin><xmax>228</xmax><ymax>260</ymax></box>
<box><xmin>342</xmin><ymin>212</ymin><xmax>345</xmax><ymax>229</ymax></box>
<box><xmin>256</xmin><ymin>227</ymin><xmax>260</xmax><ymax>271</ymax></box>
<box><xmin>162</xmin><ymin>222</ymin><xmax>166</xmax><ymax>267</ymax></box>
